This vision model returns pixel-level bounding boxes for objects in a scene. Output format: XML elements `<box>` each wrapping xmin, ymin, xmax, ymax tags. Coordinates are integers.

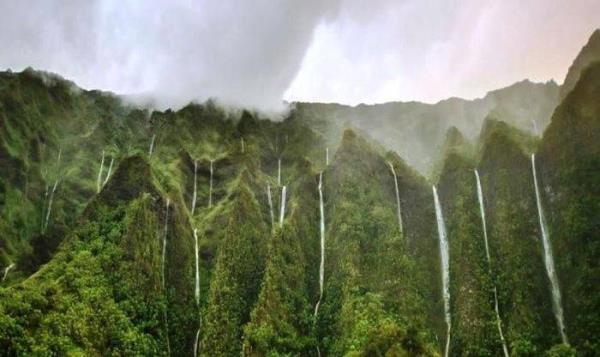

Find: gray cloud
<box><xmin>1</xmin><ymin>0</ymin><xmax>598</xmax><ymax>110</ymax></box>
<box><xmin>0</xmin><ymin>0</ymin><xmax>342</xmax><ymax>110</ymax></box>
<box><xmin>285</xmin><ymin>0</ymin><xmax>600</xmax><ymax>104</ymax></box>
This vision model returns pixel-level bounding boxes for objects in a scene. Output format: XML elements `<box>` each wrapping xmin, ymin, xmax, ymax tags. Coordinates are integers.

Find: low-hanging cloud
<box><xmin>1</xmin><ymin>0</ymin><xmax>599</xmax><ymax>110</ymax></box>
<box><xmin>0</xmin><ymin>0</ymin><xmax>342</xmax><ymax>110</ymax></box>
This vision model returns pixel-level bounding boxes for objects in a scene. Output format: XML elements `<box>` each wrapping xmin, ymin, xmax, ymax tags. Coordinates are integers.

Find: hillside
<box><xmin>294</xmin><ymin>79</ymin><xmax>558</xmax><ymax>173</ymax></box>
<box><xmin>560</xmin><ymin>29</ymin><xmax>600</xmax><ymax>99</ymax></box>
<box><xmin>0</xmin><ymin>56</ymin><xmax>598</xmax><ymax>356</ymax></box>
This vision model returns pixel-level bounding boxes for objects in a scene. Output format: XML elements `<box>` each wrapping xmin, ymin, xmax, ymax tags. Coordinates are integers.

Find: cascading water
<box><xmin>267</xmin><ymin>184</ymin><xmax>275</xmax><ymax>228</ymax></box>
<box><xmin>531</xmin><ymin>154</ymin><xmax>568</xmax><ymax>344</ymax></box>
<box><xmin>532</xmin><ymin>120</ymin><xmax>539</xmax><ymax>136</ymax></box>
<box><xmin>43</xmin><ymin>150</ymin><xmax>62</xmax><ymax>233</ymax></box>
<box><xmin>194</xmin><ymin>328</ymin><xmax>201</xmax><ymax>357</ymax></box>
<box><xmin>149</xmin><ymin>134</ymin><xmax>156</xmax><ymax>157</ymax></box>
<box><xmin>474</xmin><ymin>170</ymin><xmax>509</xmax><ymax>357</ymax></box>
<box><xmin>162</xmin><ymin>199</ymin><xmax>170</xmax><ymax>290</ymax></box>
<box><xmin>279</xmin><ymin>186</ymin><xmax>287</xmax><ymax>228</ymax></box>
<box><xmin>387</xmin><ymin>162</ymin><xmax>404</xmax><ymax>235</ymax></box>
<box><xmin>325</xmin><ymin>148</ymin><xmax>329</xmax><ymax>166</ymax></box>
<box><xmin>314</xmin><ymin>172</ymin><xmax>325</xmax><ymax>317</ymax></box>
<box><xmin>277</xmin><ymin>158</ymin><xmax>282</xmax><ymax>186</ymax></box>
<box><xmin>161</xmin><ymin>198</ymin><xmax>171</xmax><ymax>355</ymax></box>
<box><xmin>241</xmin><ymin>137</ymin><xmax>245</xmax><ymax>153</ymax></box>
<box><xmin>2</xmin><ymin>262</ymin><xmax>15</xmax><ymax>282</ymax></box>
<box><xmin>43</xmin><ymin>179</ymin><xmax>59</xmax><ymax>233</ymax></box>
<box><xmin>191</xmin><ymin>160</ymin><xmax>198</xmax><ymax>214</ymax></box>
<box><xmin>194</xmin><ymin>228</ymin><xmax>200</xmax><ymax>306</ymax></box>
<box><xmin>433</xmin><ymin>185</ymin><xmax>451</xmax><ymax>357</ymax></box>
<box><xmin>103</xmin><ymin>157</ymin><xmax>114</xmax><ymax>187</ymax></box>
<box><xmin>41</xmin><ymin>184</ymin><xmax>49</xmax><ymax>233</ymax></box>
<box><xmin>96</xmin><ymin>150</ymin><xmax>105</xmax><ymax>193</ymax></box>
<box><xmin>208</xmin><ymin>160</ymin><xmax>214</xmax><ymax>208</ymax></box>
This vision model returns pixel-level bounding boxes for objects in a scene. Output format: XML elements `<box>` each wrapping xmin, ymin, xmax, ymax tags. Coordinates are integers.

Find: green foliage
<box><xmin>545</xmin><ymin>344</ymin><xmax>577</xmax><ymax>357</ymax></box>
<box><xmin>538</xmin><ymin>61</ymin><xmax>600</xmax><ymax>356</ymax></box>
<box><xmin>200</xmin><ymin>174</ymin><xmax>270</xmax><ymax>356</ymax></box>
<box><xmin>0</xmin><ymin>64</ymin><xmax>598</xmax><ymax>356</ymax></box>
<box><xmin>437</xmin><ymin>151</ymin><xmax>501</xmax><ymax>356</ymax></box>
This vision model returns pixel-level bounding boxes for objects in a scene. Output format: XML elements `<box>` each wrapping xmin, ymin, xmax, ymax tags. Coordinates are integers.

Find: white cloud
<box><xmin>0</xmin><ymin>0</ymin><xmax>598</xmax><ymax>109</ymax></box>
<box><xmin>285</xmin><ymin>0</ymin><xmax>600</xmax><ymax>104</ymax></box>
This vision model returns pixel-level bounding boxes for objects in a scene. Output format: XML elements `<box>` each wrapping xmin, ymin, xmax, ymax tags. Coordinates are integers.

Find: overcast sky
<box><xmin>0</xmin><ymin>0</ymin><xmax>598</xmax><ymax>110</ymax></box>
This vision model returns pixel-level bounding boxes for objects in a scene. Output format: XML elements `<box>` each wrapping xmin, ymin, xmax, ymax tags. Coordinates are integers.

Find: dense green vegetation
<box><xmin>0</xmin><ymin>43</ymin><xmax>598</xmax><ymax>356</ymax></box>
<box><xmin>538</xmin><ymin>61</ymin><xmax>600</xmax><ymax>357</ymax></box>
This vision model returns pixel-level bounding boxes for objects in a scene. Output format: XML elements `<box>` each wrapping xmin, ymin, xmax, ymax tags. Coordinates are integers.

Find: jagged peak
<box><xmin>560</xmin><ymin>28</ymin><xmax>600</xmax><ymax>98</ymax></box>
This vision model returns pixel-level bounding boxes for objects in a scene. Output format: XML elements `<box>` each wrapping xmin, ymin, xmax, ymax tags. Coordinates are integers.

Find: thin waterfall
<box><xmin>162</xmin><ymin>199</ymin><xmax>170</xmax><ymax>290</ymax></box>
<box><xmin>314</xmin><ymin>172</ymin><xmax>325</xmax><ymax>317</ymax></box>
<box><xmin>387</xmin><ymin>162</ymin><xmax>404</xmax><ymax>235</ymax></box>
<box><xmin>149</xmin><ymin>134</ymin><xmax>156</xmax><ymax>157</ymax></box>
<box><xmin>43</xmin><ymin>150</ymin><xmax>62</xmax><ymax>233</ymax></box>
<box><xmin>194</xmin><ymin>228</ymin><xmax>200</xmax><ymax>306</ymax></box>
<box><xmin>193</xmin><ymin>328</ymin><xmax>201</xmax><ymax>357</ymax></box>
<box><xmin>277</xmin><ymin>158</ymin><xmax>282</xmax><ymax>186</ymax></box>
<box><xmin>2</xmin><ymin>262</ymin><xmax>15</xmax><ymax>282</ymax></box>
<box><xmin>433</xmin><ymin>185</ymin><xmax>451</xmax><ymax>357</ymax></box>
<box><xmin>41</xmin><ymin>184</ymin><xmax>49</xmax><ymax>233</ymax></box>
<box><xmin>43</xmin><ymin>179</ymin><xmax>59</xmax><ymax>233</ymax></box>
<box><xmin>326</xmin><ymin>148</ymin><xmax>329</xmax><ymax>166</ymax></box>
<box><xmin>474</xmin><ymin>170</ymin><xmax>509</xmax><ymax>357</ymax></box>
<box><xmin>96</xmin><ymin>150</ymin><xmax>105</xmax><ymax>193</ymax></box>
<box><xmin>161</xmin><ymin>198</ymin><xmax>171</xmax><ymax>355</ymax></box>
<box><xmin>531</xmin><ymin>154</ymin><xmax>568</xmax><ymax>343</ymax></box>
<box><xmin>532</xmin><ymin>120</ymin><xmax>539</xmax><ymax>136</ymax></box>
<box><xmin>267</xmin><ymin>184</ymin><xmax>275</xmax><ymax>228</ymax></box>
<box><xmin>191</xmin><ymin>160</ymin><xmax>198</xmax><ymax>214</ymax></box>
<box><xmin>208</xmin><ymin>160</ymin><xmax>214</xmax><ymax>208</ymax></box>
<box><xmin>279</xmin><ymin>186</ymin><xmax>287</xmax><ymax>228</ymax></box>
<box><xmin>241</xmin><ymin>137</ymin><xmax>245</xmax><ymax>153</ymax></box>
<box><xmin>103</xmin><ymin>157</ymin><xmax>114</xmax><ymax>187</ymax></box>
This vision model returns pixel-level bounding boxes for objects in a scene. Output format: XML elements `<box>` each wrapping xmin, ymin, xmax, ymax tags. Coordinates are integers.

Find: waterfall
<box><xmin>314</xmin><ymin>172</ymin><xmax>325</xmax><ymax>317</ymax></box>
<box><xmin>149</xmin><ymin>134</ymin><xmax>156</xmax><ymax>157</ymax></box>
<box><xmin>43</xmin><ymin>179</ymin><xmax>59</xmax><ymax>233</ymax></box>
<box><xmin>2</xmin><ymin>263</ymin><xmax>15</xmax><ymax>282</ymax></box>
<box><xmin>194</xmin><ymin>228</ymin><xmax>200</xmax><ymax>306</ymax></box>
<box><xmin>387</xmin><ymin>162</ymin><xmax>404</xmax><ymax>235</ymax></box>
<box><xmin>277</xmin><ymin>158</ymin><xmax>282</xmax><ymax>186</ymax></box>
<box><xmin>43</xmin><ymin>150</ymin><xmax>62</xmax><ymax>233</ymax></box>
<box><xmin>103</xmin><ymin>157</ymin><xmax>114</xmax><ymax>187</ymax></box>
<box><xmin>41</xmin><ymin>184</ymin><xmax>49</xmax><ymax>233</ymax></box>
<box><xmin>96</xmin><ymin>150</ymin><xmax>105</xmax><ymax>193</ymax></box>
<box><xmin>193</xmin><ymin>328</ymin><xmax>201</xmax><ymax>357</ymax></box>
<box><xmin>474</xmin><ymin>170</ymin><xmax>509</xmax><ymax>357</ymax></box>
<box><xmin>267</xmin><ymin>184</ymin><xmax>275</xmax><ymax>228</ymax></box>
<box><xmin>326</xmin><ymin>148</ymin><xmax>329</xmax><ymax>166</ymax></box>
<box><xmin>531</xmin><ymin>154</ymin><xmax>568</xmax><ymax>344</ymax></box>
<box><xmin>162</xmin><ymin>199</ymin><xmax>170</xmax><ymax>290</ymax></box>
<box><xmin>208</xmin><ymin>160</ymin><xmax>214</xmax><ymax>208</ymax></box>
<box><xmin>241</xmin><ymin>137</ymin><xmax>245</xmax><ymax>153</ymax></box>
<box><xmin>161</xmin><ymin>198</ymin><xmax>171</xmax><ymax>355</ymax></box>
<box><xmin>532</xmin><ymin>120</ymin><xmax>539</xmax><ymax>136</ymax></box>
<box><xmin>279</xmin><ymin>186</ymin><xmax>287</xmax><ymax>228</ymax></box>
<box><xmin>191</xmin><ymin>160</ymin><xmax>198</xmax><ymax>214</ymax></box>
<box><xmin>433</xmin><ymin>185</ymin><xmax>451</xmax><ymax>357</ymax></box>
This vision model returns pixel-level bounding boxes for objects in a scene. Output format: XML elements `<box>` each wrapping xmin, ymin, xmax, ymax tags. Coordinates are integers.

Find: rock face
<box><xmin>0</xmin><ymin>30</ymin><xmax>599</xmax><ymax>356</ymax></box>
<box><xmin>560</xmin><ymin>29</ymin><xmax>600</xmax><ymax>99</ymax></box>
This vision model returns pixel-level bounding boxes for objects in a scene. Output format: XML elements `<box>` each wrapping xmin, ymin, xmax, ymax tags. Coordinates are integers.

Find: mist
<box><xmin>0</xmin><ymin>0</ymin><xmax>341</xmax><ymax>111</ymax></box>
<box><xmin>0</xmin><ymin>0</ymin><xmax>598</xmax><ymax>111</ymax></box>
